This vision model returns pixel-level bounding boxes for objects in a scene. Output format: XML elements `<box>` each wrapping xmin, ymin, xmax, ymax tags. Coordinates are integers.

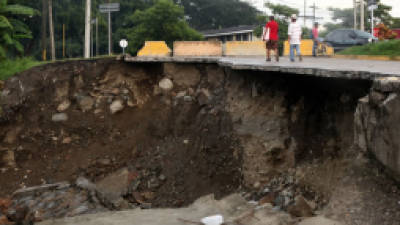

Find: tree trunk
<box><xmin>41</xmin><ymin>0</ymin><xmax>48</xmax><ymax>61</ymax></box>
<box><xmin>48</xmin><ymin>0</ymin><xmax>56</xmax><ymax>61</ymax></box>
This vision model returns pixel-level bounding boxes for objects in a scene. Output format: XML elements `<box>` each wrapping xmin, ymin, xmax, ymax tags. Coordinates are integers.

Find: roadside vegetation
<box><xmin>338</xmin><ymin>39</ymin><xmax>400</xmax><ymax>56</ymax></box>
<box><xmin>0</xmin><ymin>57</ymin><xmax>43</xmax><ymax>80</ymax></box>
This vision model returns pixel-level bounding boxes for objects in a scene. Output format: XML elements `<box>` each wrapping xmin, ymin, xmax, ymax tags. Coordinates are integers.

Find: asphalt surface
<box><xmin>126</xmin><ymin>56</ymin><xmax>400</xmax><ymax>80</ymax></box>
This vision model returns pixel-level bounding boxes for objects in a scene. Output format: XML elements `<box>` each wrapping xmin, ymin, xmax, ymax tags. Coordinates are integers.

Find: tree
<box><xmin>124</xmin><ymin>0</ymin><xmax>202</xmax><ymax>54</ymax></box>
<box><xmin>265</xmin><ymin>2</ymin><xmax>299</xmax><ymax>19</ymax></box>
<box><xmin>176</xmin><ymin>0</ymin><xmax>259</xmax><ymax>30</ymax></box>
<box><xmin>325</xmin><ymin>0</ymin><xmax>395</xmax><ymax>34</ymax></box>
<box><xmin>0</xmin><ymin>0</ymin><xmax>37</xmax><ymax>59</ymax></box>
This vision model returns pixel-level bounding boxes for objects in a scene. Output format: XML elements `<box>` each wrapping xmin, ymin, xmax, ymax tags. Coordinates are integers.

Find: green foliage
<box><xmin>265</xmin><ymin>3</ymin><xmax>298</xmax><ymax>19</ymax></box>
<box><xmin>0</xmin><ymin>0</ymin><xmax>37</xmax><ymax>59</ymax></box>
<box><xmin>124</xmin><ymin>0</ymin><xmax>202</xmax><ymax>54</ymax></box>
<box><xmin>0</xmin><ymin>57</ymin><xmax>43</xmax><ymax>80</ymax></box>
<box><xmin>391</xmin><ymin>18</ymin><xmax>400</xmax><ymax>28</ymax></box>
<box><xmin>325</xmin><ymin>0</ymin><xmax>395</xmax><ymax>35</ymax></box>
<box><xmin>177</xmin><ymin>0</ymin><xmax>259</xmax><ymax>30</ymax></box>
<box><xmin>338</xmin><ymin>39</ymin><xmax>400</xmax><ymax>56</ymax></box>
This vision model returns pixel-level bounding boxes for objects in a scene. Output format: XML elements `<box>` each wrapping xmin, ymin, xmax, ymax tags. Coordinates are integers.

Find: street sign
<box><xmin>99</xmin><ymin>3</ymin><xmax>120</xmax><ymax>56</ymax></box>
<box><xmin>119</xmin><ymin>39</ymin><xmax>128</xmax><ymax>48</ymax></box>
<box><xmin>368</xmin><ymin>4</ymin><xmax>378</xmax><ymax>11</ymax></box>
<box><xmin>99</xmin><ymin>3</ymin><xmax>120</xmax><ymax>13</ymax></box>
<box><xmin>120</xmin><ymin>39</ymin><xmax>128</xmax><ymax>55</ymax></box>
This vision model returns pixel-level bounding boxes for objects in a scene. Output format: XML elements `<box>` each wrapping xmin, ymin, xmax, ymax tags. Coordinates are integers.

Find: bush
<box><xmin>338</xmin><ymin>39</ymin><xmax>400</xmax><ymax>56</ymax></box>
<box><xmin>0</xmin><ymin>57</ymin><xmax>43</xmax><ymax>80</ymax></box>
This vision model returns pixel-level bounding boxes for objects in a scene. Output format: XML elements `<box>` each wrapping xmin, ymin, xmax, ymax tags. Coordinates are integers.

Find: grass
<box><xmin>0</xmin><ymin>57</ymin><xmax>45</xmax><ymax>81</ymax></box>
<box><xmin>338</xmin><ymin>39</ymin><xmax>400</xmax><ymax>57</ymax></box>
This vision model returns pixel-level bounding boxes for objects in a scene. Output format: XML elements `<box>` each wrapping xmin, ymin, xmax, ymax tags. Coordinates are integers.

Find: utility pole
<box><xmin>41</xmin><ymin>0</ymin><xmax>47</xmax><ymax>61</ymax></box>
<box><xmin>304</xmin><ymin>0</ymin><xmax>307</xmax><ymax>27</ymax></box>
<box><xmin>48</xmin><ymin>0</ymin><xmax>55</xmax><ymax>61</ymax></box>
<box><xmin>63</xmin><ymin>24</ymin><xmax>66</xmax><ymax>58</ymax></box>
<box><xmin>108</xmin><ymin>11</ymin><xmax>112</xmax><ymax>55</ymax></box>
<box><xmin>353</xmin><ymin>0</ymin><xmax>358</xmax><ymax>29</ymax></box>
<box><xmin>360</xmin><ymin>0</ymin><xmax>365</xmax><ymax>31</ymax></box>
<box><xmin>310</xmin><ymin>2</ymin><xmax>319</xmax><ymax>24</ymax></box>
<box><xmin>84</xmin><ymin>0</ymin><xmax>91</xmax><ymax>58</ymax></box>
<box><xmin>298</xmin><ymin>2</ymin><xmax>322</xmax><ymax>27</ymax></box>
<box><xmin>96</xmin><ymin>18</ymin><xmax>99</xmax><ymax>56</ymax></box>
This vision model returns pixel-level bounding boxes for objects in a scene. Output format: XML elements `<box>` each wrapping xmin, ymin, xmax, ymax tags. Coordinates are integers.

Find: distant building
<box><xmin>201</xmin><ymin>25</ymin><xmax>260</xmax><ymax>43</ymax></box>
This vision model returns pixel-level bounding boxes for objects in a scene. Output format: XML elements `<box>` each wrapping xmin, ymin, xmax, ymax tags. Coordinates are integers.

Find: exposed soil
<box><xmin>0</xmin><ymin>59</ymin><xmax>241</xmax><ymax>208</ymax></box>
<box><xmin>0</xmin><ymin>59</ymin><xmax>399</xmax><ymax>225</ymax></box>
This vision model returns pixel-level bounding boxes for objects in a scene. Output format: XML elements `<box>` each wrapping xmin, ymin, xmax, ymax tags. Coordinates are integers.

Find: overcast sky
<box><xmin>245</xmin><ymin>0</ymin><xmax>400</xmax><ymax>26</ymax></box>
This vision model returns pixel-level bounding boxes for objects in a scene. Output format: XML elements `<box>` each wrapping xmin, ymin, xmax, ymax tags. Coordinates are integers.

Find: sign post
<box><xmin>119</xmin><ymin>39</ymin><xmax>128</xmax><ymax>55</ymax></box>
<box><xmin>99</xmin><ymin>3</ymin><xmax>120</xmax><ymax>56</ymax></box>
<box><xmin>368</xmin><ymin>3</ymin><xmax>378</xmax><ymax>36</ymax></box>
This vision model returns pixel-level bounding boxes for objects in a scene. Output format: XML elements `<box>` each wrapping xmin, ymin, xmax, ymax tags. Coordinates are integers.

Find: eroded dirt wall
<box><xmin>0</xmin><ymin>60</ymin><xmax>242</xmax><ymax>209</ymax></box>
<box><xmin>0</xmin><ymin>59</ymin><xmax>373</xmax><ymax>216</ymax></box>
<box><xmin>224</xmin><ymin>70</ymin><xmax>371</xmax><ymax>187</ymax></box>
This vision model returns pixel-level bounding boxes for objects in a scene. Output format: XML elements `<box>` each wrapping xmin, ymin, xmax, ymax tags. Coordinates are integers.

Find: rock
<box><xmin>76</xmin><ymin>177</ymin><xmax>96</xmax><ymax>191</ymax></box>
<box><xmin>298</xmin><ymin>216</ymin><xmax>344</xmax><ymax>225</ymax></box>
<box><xmin>159</xmin><ymin>174</ymin><xmax>166</xmax><ymax>181</ymax></box>
<box><xmin>0</xmin><ymin>215</ymin><xmax>12</xmax><ymax>225</ymax></box>
<box><xmin>197</xmin><ymin>88</ymin><xmax>212</xmax><ymax>106</ymax></box>
<box><xmin>62</xmin><ymin>137</ymin><xmax>72</xmax><ymax>144</ymax></box>
<box><xmin>259</xmin><ymin>192</ymin><xmax>277</xmax><ymax>205</ymax></box>
<box><xmin>95</xmin><ymin>168</ymin><xmax>130</xmax><ymax>207</ymax></box>
<box><xmin>12</xmin><ymin>182</ymin><xmax>70</xmax><ymax>198</ymax></box>
<box><xmin>110</xmin><ymin>100</ymin><xmax>124</xmax><ymax>114</ymax></box>
<box><xmin>0</xmin><ymin>198</ymin><xmax>11</xmax><ymax>213</ymax></box>
<box><xmin>97</xmin><ymin>158</ymin><xmax>111</xmax><ymax>166</ymax></box>
<box><xmin>175</xmin><ymin>91</ymin><xmax>187</xmax><ymax>99</ymax></box>
<box><xmin>183</xmin><ymin>96</ymin><xmax>193</xmax><ymax>102</ymax></box>
<box><xmin>158</xmin><ymin>78</ymin><xmax>174</xmax><ymax>92</ymax></box>
<box><xmin>369</xmin><ymin>91</ymin><xmax>386</xmax><ymax>106</ymax></box>
<box><xmin>2</xmin><ymin>151</ymin><xmax>16</xmax><ymax>168</ymax></box>
<box><xmin>253</xmin><ymin>182</ymin><xmax>261</xmax><ymax>189</ymax></box>
<box><xmin>287</xmin><ymin>196</ymin><xmax>313</xmax><ymax>217</ymax></box>
<box><xmin>52</xmin><ymin>113</ymin><xmax>68</xmax><ymax>122</ymax></box>
<box><xmin>78</xmin><ymin>96</ymin><xmax>94</xmax><ymax>112</ymax></box>
<box><xmin>57</xmin><ymin>100</ymin><xmax>71</xmax><ymax>112</ymax></box>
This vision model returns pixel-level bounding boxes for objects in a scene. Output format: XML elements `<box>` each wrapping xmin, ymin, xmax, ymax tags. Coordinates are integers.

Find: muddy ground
<box><xmin>0</xmin><ymin>59</ymin><xmax>399</xmax><ymax>225</ymax></box>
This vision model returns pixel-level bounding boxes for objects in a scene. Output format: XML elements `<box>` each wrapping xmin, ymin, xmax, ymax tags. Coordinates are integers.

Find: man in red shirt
<box><xmin>263</xmin><ymin>16</ymin><xmax>279</xmax><ymax>62</ymax></box>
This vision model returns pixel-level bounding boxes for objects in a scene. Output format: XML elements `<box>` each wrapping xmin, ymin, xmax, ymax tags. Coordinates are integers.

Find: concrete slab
<box><xmin>125</xmin><ymin>56</ymin><xmax>400</xmax><ymax>80</ymax></box>
<box><xmin>37</xmin><ymin>194</ymin><xmax>300</xmax><ymax>225</ymax></box>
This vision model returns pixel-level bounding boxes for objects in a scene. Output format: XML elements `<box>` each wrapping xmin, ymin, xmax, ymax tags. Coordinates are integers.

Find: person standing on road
<box><xmin>263</xmin><ymin>16</ymin><xmax>279</xmax><ymax>62</ymax></box>
<box><xmin>312</xmin><ymin>22</ymin><xmax>319</xmax><ymax>57</ymax></box>
<box><xmin>288</xmin><ymin>14</ymin><xmax>302</xmax><ymax>62</ymax></box>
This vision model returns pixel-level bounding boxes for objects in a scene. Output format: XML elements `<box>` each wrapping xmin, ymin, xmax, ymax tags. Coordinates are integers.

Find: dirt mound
<box><xmin>0</xmin><ymin>59</ymin><xmax>241</xmax><ymax>209</ymax></box>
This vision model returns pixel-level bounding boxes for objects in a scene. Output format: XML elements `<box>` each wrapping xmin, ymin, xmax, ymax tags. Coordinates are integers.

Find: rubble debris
<box><xmin>57</xmin><ymin>100</ymin><xmax>71</xmax><ymax>112</ymax></box>
<box><xmin>51</xmin><ymin>113</ymin><xmax>68</xmax><ymax>122</ymax></box>
<box><xmin>159</xmin><ymin>78</ymin><xmax>173</xmax><ymax>92</ymax></box>
<box><xmin>201</xmin><ymin>214</ymin><xmax>224</xmax><ymax>225</ymax></box>
<box><xmin>109</xmin><ymin>100</ymin><xmax>124</xmax><ymax>114</ymax></box>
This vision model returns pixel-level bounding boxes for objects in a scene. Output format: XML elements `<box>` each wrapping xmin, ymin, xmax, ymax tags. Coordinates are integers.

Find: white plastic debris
<box><xmin>201</xmin><ymin>215</ymin><xmax>224</xmax><ymax>225</ymax></box>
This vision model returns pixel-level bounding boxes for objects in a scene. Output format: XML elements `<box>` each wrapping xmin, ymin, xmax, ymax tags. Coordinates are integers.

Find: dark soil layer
<box><xmin>0</xmin><ymin>59</ymin><xmax>242</xmax><ymax>208</ymax></box>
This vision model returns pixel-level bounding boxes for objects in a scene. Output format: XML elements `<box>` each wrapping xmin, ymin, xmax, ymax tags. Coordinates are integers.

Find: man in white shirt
<box><xmin>288</xmin><ymin>14</ymin><xmax>303</xmax><ymax>62</ymax></box>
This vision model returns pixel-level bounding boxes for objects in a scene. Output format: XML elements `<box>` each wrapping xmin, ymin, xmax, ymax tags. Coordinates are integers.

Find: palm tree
<box><xmin>0</xmin><ymin>0</ymin><xmax>37</xmax><ymax>59</ymax></box>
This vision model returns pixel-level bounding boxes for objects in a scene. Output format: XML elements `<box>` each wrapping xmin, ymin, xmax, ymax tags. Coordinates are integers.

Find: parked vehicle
<box><xmin>323</xmin><ymin>29</ymin><xmax>378</xmax><ymax>52</ymax></box>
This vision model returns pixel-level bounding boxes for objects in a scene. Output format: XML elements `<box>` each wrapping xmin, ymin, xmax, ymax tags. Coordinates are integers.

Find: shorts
<box><xmin>266</xmin><ymin>40</ymin><xmax>278</xmax><ymax>49</ymax></box>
